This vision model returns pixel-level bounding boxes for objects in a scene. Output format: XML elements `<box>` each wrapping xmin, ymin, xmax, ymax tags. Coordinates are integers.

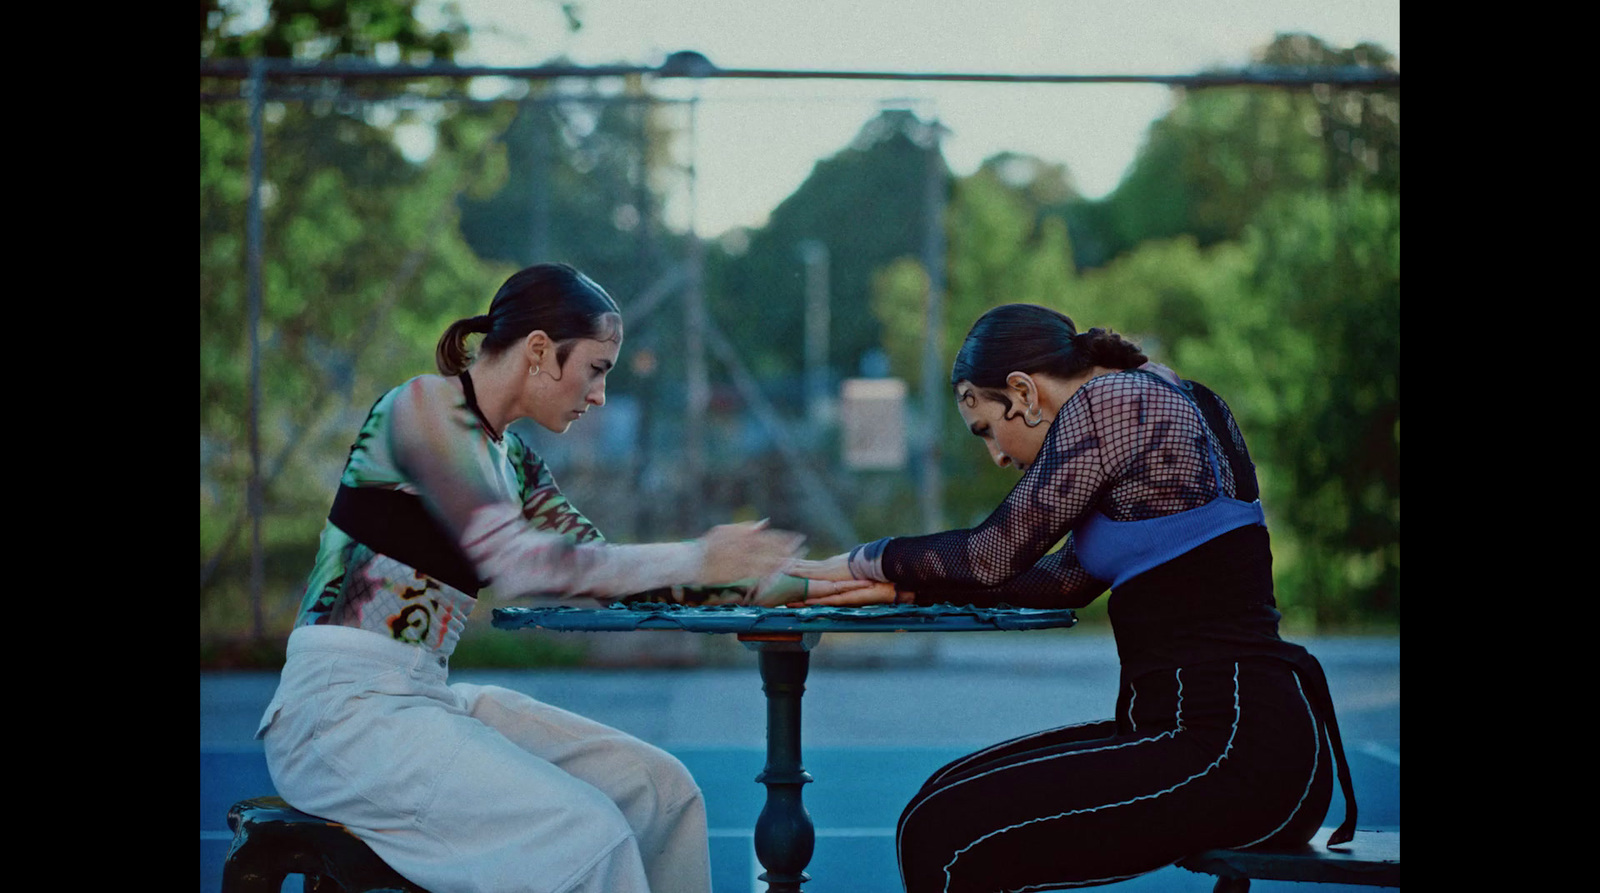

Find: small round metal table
<box><xmin>492</xmin><ymin>602</ymin><xmax>1077</xmax><ymax>893</ymax></box>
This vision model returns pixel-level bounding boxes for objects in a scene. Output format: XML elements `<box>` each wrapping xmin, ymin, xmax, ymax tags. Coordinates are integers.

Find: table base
<box><xmin>740</xmin><ymin>632</ymin><xmax>820</xmax><ymax>893</ymax></box>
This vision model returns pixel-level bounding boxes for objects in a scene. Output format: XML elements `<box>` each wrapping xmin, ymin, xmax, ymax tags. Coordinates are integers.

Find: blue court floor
<box><xmin>201</xmin><ymin>634</ymin><xmax>1398</xmax><ymax>892</ymax></box>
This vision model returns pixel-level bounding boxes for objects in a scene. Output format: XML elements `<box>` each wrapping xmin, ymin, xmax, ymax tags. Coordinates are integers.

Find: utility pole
<box><xmin>799</xmin><ymin>240</ymin><xmax>831</xmax><ymax>428</ymax></box>
<box><xmin>682</xmin><ymin>96</ymin><xmax>709</xmax><ymax>534</ymax></box>
<box><xmin>918</xmin><ymin>118</ymin><xmax>948</xmax><ymax>533</ymax></box>
<box><xmin>529</xmin><ymin>101</ymin><xmax>551</xmax><ymax>262</ymax></box>
<box><xmin>246</xmin><ymin>57</ymin><xmax>266</xmax><ymax>639</ymax></box>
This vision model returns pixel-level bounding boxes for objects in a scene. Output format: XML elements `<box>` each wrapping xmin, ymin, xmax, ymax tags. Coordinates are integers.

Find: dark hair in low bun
<box><xmin>1076</xmin><ymin>326</ymin><xmax>1149</xmax><ymax>370</ymax></box>
<box><xmin>950</xmin><ymin>303</ymin><xmax>1146</xmax><ymax>403</ymax></box>
<box><xmin>435</xmin><ymin>264</ymin><xmax>622</xmax><ymax>376</ymax></box>
<box><xmin>434</xmin><ymin>317</ymin><xmax>490</xmax><ymax>376</ymax></box>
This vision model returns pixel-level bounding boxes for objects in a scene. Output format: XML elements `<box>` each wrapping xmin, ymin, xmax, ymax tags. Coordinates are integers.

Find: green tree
<box><xmin>706</xmin><ymin>109</ymin><xmax>943</xmax><ymax>388</ymax></box>
<box><xmin>865</xmin><ymin>152</ymin><xmax>1082</xmax><ymax>532</ymax></box>
<box><xmin>1067</xmin><ymin>32</ymin><xmax>1399</xmax><ymax>269</ymax></box>
<box><xmin>1062</xmin><ymin>189</ymin><xmax>1398</xmax><ymax>629</ymax></box>
<box><xmin>871</xmin><ymin>156</ymin><xmax>1079</xmax><ymax>393</ymax></box>
<box><xmin>201</xmin><ymin>0</ymin><xmax>469</xmax><ymax>61</ymax></box>
<box><xmin>1258</xmin><ymin>33</ymin><xmax>1400</xmax><ymax>194</ymax></box>
<box><xmin>1238</xmin><ymin>187</ymin><xmax>1400</xmax><ymax>626</ymax></box>
<box><xmin>200</xmin><ymin>1</ymin><xmax>521</xmax><ymax>633</ymax></box>
<box><xmin>454</xmin><ymin>76</ymin><xmax>683</xmax><ymax>307</ymax></box>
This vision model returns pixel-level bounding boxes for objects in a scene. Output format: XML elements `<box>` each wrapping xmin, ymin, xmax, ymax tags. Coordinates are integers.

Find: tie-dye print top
<box><xmin>293</xmin><ymin>373</ymin><xmax>790</xmax><ymax>658</ymax></box>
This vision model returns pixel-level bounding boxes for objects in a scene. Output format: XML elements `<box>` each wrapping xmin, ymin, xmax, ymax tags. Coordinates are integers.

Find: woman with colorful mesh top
<box><xmin>789</xmin><ymin>303</ymin><xmax>1358</xmax><ymax>892</ymax></box>
<box><xmin>254</xmin><ymin>263</ymin><xmax>864</xmax><ymax>893</ymax></box>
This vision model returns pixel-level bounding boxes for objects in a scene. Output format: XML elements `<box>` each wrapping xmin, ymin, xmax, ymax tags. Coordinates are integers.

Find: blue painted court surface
<box><xmin>200</xmin><ymin>633</ymin><xmax>1398</xmax><ymax>892</ymax></box>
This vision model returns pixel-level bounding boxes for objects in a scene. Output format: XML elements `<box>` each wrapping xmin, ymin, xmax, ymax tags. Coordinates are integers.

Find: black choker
<box><xmin>458</xmin><ymin>371</ymin><xmax>501</xmax><ymax>442</ymax></box>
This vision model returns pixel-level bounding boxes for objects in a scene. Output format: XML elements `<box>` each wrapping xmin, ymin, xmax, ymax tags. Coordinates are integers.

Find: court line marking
<box><xmin>710</xmin><ymin>827</ymin><xmax>894</xmax><ymax>837</ymax></box>
<box><xmin>1355</xmin><ymin>741</ymin><xmax>1400</xmax><ymax>766</ymax></box>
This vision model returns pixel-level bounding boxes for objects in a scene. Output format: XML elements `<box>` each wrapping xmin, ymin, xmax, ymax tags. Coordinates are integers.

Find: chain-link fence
<box><xmin>200</xmin><ymin>56</ymin><xmax>1399</xmax><ymax>651</ymax></box>
<box><xmin>201</xmin><ymin>59</ymin><xmax>952</xmax><ymax>645</ymax></box>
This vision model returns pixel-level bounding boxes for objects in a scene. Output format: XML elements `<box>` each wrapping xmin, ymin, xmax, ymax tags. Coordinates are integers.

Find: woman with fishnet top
<box><xmin>789</xmin><ymin>303</ymin><xmax>1358</xmax><ymax>892</ymax></box>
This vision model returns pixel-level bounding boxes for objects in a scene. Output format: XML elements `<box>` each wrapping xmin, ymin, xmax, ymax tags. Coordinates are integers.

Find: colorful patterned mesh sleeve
<box><xmin>504</xmin><ymin>434</ymin><xmax>804</xmax><ymax>605</ymax></box>
<box><xmin>387</xmin><ymin>376</ymin><xmax>789</xmax><ymax>606</ymax></box>
<box><xmin>883</xmin><ymin>370</ymin><xmax>1246</xmax><ymax>606</ymax></box>
<box><xmin>385</xmin><ymin>377</ymin><xmax>709</xmax><ymax>602</ymax></box>
<box><xmin>506</xmin><ymin>436</ymin><xmax>606</xmax><ymax>546</ymax></box>
<box><xmin>506</xmin><ymin>438</ymin><xmax>750</xmax><ymax>604</ymax></box>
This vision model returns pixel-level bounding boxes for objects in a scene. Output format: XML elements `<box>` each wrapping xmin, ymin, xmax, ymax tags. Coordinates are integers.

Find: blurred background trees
<box><xmin>201</xmin><ymin>0</ymin><xmax>520</xmax><ymax>639</ymax></box>
<box><xmin>201</xmin><ymin>5</ymin><xmax>1398</xmax><ymax>652</ymax></box>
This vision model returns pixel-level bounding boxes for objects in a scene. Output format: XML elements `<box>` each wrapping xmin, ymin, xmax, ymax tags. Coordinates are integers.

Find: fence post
<box><xmin>800</xmin><ymin>240</ymin><xmax>831</xmax><ymax>428</ymax></box>
<box><xmin>918</xmin><ymin>118</ymin><xmax>947</xmax><ymax>533</ymax></box>
<box><xmin>246</xmin><ymin>57</ymin><xmax>267</xmax><ymax>639</ymax></box>
<box><xmin>683</xmin><ymin>95</ymin><xmax>708</xmax><ymax>533</ymax></box>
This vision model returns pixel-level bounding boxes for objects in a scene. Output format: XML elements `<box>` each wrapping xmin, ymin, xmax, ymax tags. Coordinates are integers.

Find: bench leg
<box><xmin>220</xmin><ymin>853</ymin><xmax>288</xmax><ymax>893</ymax></box>
<box><xmin>1212</xmin><ymin>878</ymin><xmax>1250</xmax><ymax>893</ymax></box>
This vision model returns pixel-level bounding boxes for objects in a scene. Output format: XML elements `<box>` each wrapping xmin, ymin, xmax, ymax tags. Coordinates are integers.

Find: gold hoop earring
<box><xmin>1024</xmin><ymin>405</ymin><xmax>1044</xmax><ymax>427</ymax></box>
<box><xmin>529</xmin><ymin>365</ymin><xmax>540</xmax><ymax>377</ymax></box>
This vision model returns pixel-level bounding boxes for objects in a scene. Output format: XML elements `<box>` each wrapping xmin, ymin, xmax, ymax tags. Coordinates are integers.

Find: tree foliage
<box><xmin>1238</xmin><ymin>188</ymin><xmax>1399</xmax><ymax>624</ymax></box>
<box><xmin>865</xmin><ymin>153</ymin><xmax>1082</xmax><ymax>530</ymax></box>
<box><xmin>1039</xmin><ymin>189</ymin><xmax>1398</xmax><ymax>626</ymax></box>
<box><xmin>706</xmin><ymin>109</ymin><xmax>942</xmax><ymax>387</ymax></box>
<box><xmin>454</xmin><ymin>79</ymin><xmax>683</xmax><ymax>305</ymax></box>
<box><xmin>854</xmin><ymin>34</ymin><xmax>1399</xmax><ymax>627</ymax></box>
<box><xmin>200</xmin><ymin>1</ymin><xmax>517</xmax><ymax>606</ymax></box>
<box><xmin>200</xmin><ymin>0</ymin><xmax>469</xmax><ymax>62</ymax></box>
<box><xmin>1066</xmin><ymin>32</ymin><xmax>1399</xmax><ymax>270</ymax></box>
<box><xmin>199</xmin><ymin>10</ymin><xmax>1399</xmax><ymax>634</ymax></box>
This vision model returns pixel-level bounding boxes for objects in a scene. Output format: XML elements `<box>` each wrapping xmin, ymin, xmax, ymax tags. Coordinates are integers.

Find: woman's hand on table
<box><xmin>784</xmin><ymin>552</ymin><xmax>855</xmax><ymax>582</ymax></box>
<box><xmin>782</xmin><ymin>550</ymin><xmax>911</xmax><ymax>605</ymax></box>
<box><xmin>699</xmin><ymin>520</ymin><xmax>806</xmax><ymax>585</ymax></box>
<box><xmin>791</xmin><ymin>580</ymin><xmax>906</xmax><ymax>607</ymax></box>
<box><xmin>738</xmin><ymin>576</ymin><xmax>870</xmax><ymax>608</ymax></box>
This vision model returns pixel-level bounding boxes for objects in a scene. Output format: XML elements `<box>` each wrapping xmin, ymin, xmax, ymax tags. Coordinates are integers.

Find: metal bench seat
<box><xmin>222</xmin><ymin>795</ymin><xmax>430</xmax><ymax>893</ymax></box>
<box><xmin>1178</xmin><ymin>827</ymin><xmax>1400</xmax><ymax>891</ymax></box>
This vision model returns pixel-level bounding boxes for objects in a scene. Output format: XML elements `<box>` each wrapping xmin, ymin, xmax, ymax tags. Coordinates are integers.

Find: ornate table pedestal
<box><xmin>492</xmin><ymin>603</ymin><xmax>1077</xmax><ymax>892</ymax></box>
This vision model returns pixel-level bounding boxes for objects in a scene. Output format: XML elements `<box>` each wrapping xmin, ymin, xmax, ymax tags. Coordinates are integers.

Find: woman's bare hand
<box><xmin>698</xmin><ymin>520</ymin><xmax>805</xmax><ymax>585</ymax></box>
<box><xmin>784</xmin><ymin>553</ymin><xmax>855</xmax><ymax>582</ymax></box>
<box><xmin>764</xmin><ymin>578</ymin><xmax>882</xmax><ymax>607</ymax></box>
<box><xmin>796</xmin><ymin>580</ymin><xmax>903</xmax><ymax>607</ymax></box>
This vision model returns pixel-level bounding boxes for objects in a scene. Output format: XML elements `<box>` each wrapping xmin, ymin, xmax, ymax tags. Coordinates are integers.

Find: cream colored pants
<box><xmin>258</xmin><ymin>624</ymin><xmax>711</xmax><ymax>893</ymax></box>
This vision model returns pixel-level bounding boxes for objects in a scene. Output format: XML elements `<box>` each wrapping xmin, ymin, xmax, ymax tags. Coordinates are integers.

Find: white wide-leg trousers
<box><xmin>258</xmin><ymin>624</ymin><xmax>711</xmax><ymax>893</ymax></box>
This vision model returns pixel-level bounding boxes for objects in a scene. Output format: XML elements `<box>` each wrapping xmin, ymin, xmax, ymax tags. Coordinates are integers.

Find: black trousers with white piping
<box><xmin>896</xmin><ymin>658</ymin><xmax>1333</xmax><ymax>892</ymax></box>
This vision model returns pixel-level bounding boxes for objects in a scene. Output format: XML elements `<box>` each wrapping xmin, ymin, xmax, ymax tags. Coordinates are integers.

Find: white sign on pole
<box><xmin>841</xmin><ymin>377</ymin><xmax>908</xmax><ymax>470</ymax></box>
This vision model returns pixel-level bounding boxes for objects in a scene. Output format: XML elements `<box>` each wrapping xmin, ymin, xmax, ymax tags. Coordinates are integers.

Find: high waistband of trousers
<box><xmin>286</xmin><ymin>624</ymin><xmax>450</xmax><ymax>676</ymax></box>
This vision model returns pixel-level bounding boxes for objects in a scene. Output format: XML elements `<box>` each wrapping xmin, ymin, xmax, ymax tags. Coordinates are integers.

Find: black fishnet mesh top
<box><xmin>886</xmin><ymin>367</ymin><xmax>1256</xmax><ymax>609</ymax></box>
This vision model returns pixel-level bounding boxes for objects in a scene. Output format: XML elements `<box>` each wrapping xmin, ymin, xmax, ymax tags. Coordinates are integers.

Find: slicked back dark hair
<box><xmin>951</xmin><ymin>303</ymin><xmax>1147</xmax><ymax>407</ymax></box>
<box><xmin>435</xmin><ymin>263</ymin><xmax>622</xmax><ymax>376</ymax></box>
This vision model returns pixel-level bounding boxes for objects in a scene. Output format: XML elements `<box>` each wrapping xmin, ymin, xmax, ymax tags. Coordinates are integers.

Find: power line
<box><xmin>198</xmin><ymin>51</ymin><xmax>1399</xmax><ymax>90</ymax></box>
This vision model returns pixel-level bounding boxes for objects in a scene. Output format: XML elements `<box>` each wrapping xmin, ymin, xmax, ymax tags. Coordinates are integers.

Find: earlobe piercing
<box><xmin>1024</xmin><ymin>405</ymin><xmax>1044</xmax><ymax>427</ymax></box>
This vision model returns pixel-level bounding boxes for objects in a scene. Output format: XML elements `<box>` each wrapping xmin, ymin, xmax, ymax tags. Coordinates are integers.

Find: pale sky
<box><xmin>424</xmin><ymin>1</ymin><xmax>1400</xmax><ymax>236</ymax></box>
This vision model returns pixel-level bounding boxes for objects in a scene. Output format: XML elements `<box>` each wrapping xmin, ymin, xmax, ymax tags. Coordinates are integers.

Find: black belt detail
<box><xmin>328</xmin><ymin>484</ymin><xmax>484</xmax><ymax>597</ymax></box>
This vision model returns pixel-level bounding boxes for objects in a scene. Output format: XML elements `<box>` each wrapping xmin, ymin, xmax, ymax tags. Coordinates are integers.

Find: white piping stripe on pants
<box><xmin>925</xmin><ymin>720</ymin><xmax>1112</xmax><ymax>789</ymax></box>
<box><xmin>899</xmin><ymin>725</ymin><xmax>1180</xmax><ymax>892</ymax></box>
<box><xmin>897</xmin><ymin>668</ymin><xmax>1197</xmax><ymax>892</ymax></box>
<box><xmin>941</xmin><ymin>666</ymin><xmax>1231</xmax><ymax>892</ymax></box>
<box><xmin>898</xmin><ymin>666</ymin><xmax>1238</xmax><ymax>893</ymax></box>
<box><xmin>1231</xmin><ymin>671</ymin><xmax>1322</xmax><ymax>851</ymax></box>
<box><xmin>1126</xmin><ymin>679</ymin><xmax>1139</xmax><ymax>733</ymax></box>
<box><xmin>1014</xmin><ymin>869</ymin><xmax>1147</xmax><ymax>892</ymax></box>
<box><xmin>898</xmin><ymin>668</ymin><xmax>1188</xmax><ymax>873</ymax></box>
